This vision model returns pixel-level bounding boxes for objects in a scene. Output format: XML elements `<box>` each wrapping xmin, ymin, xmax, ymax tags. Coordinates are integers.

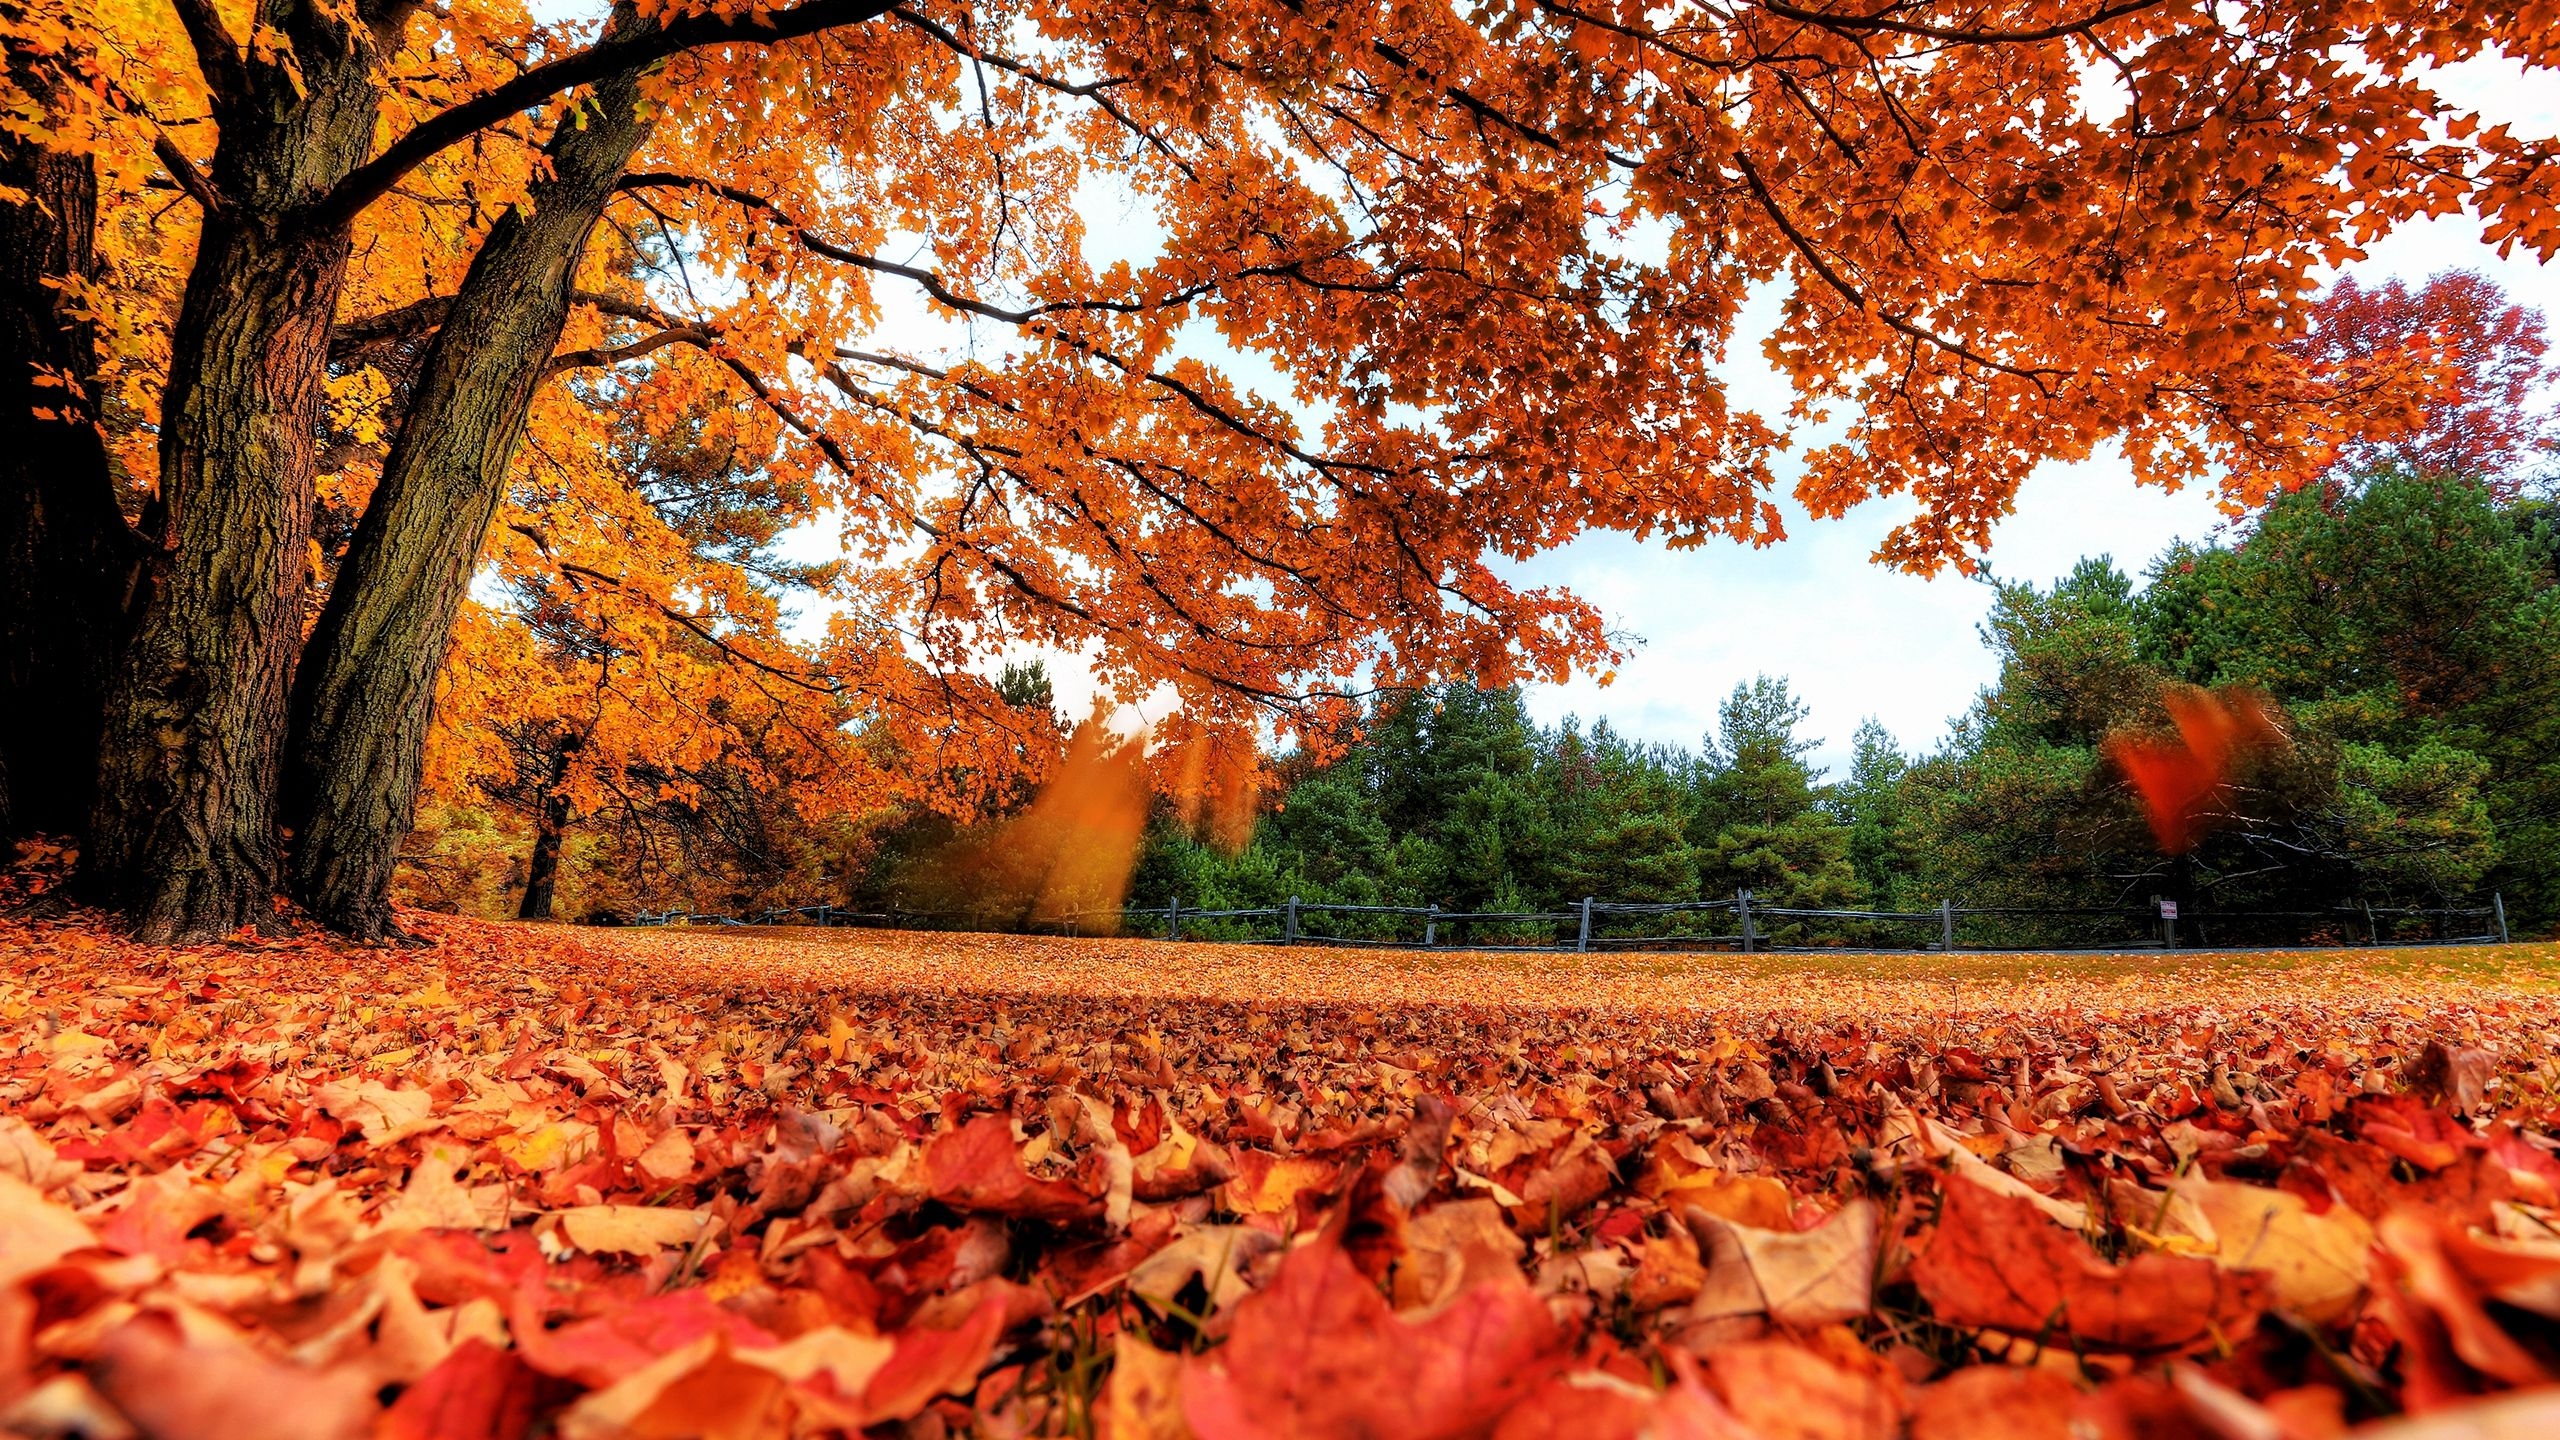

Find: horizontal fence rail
<box><xmin>627</xmin><ymin>890</ymin><xmax>2513</xmax><ymax>954</ymax></box>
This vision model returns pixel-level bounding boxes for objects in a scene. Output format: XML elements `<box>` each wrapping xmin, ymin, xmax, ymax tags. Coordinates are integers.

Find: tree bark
<box><xmin>519</xmin><ymin>787</ymin><xmax>569</xmax><ymax>921</ymax></box>
<box><xmin>85</xmin><ymin>0</ymin><xmax>417</xmax><ymax>941</ymax></box>
<box><xmin>286</xmin><ymin>56</ymin><xmax>655</xmax><ymax>938</ymax></box>
<box><xmin>0</xmin><ymin>98</ymin><xmax>139</xmax><ymax>838</ymax></box>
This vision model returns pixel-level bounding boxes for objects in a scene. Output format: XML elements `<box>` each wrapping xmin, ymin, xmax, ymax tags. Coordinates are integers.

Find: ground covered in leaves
<box><xmin>7</xmin><ymin>911</ymin><xmax>2560</xmax><ymax>1439</ymax></box>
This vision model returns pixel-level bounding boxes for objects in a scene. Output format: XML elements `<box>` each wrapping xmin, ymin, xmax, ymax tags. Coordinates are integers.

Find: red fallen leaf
<box><xmin>2375</xmin><ymin>1209</ymin><xmax>2554</xmax><ymax>1393</ymax></box>
<box><xmin>868</xmin><ymin>1218</ymin><xmax>1011</xmax><ymax>1326</ymax></box>
<box><xmin>169</xmin><ymin>1057</ymin><xmax>269</xmax><ymax>1101</ymax></box>
<box><xmin>395</xmin><ymin>1228</ymin><xmax>550</xmax><ymax>1309</ymax></box>
<box><xmin>1296</xmin><ymin>1117</ymin><xmax>1398</xmax><ymax>1154</ymax></box>
<box><xmin>861</xmin><ymin>1291</ymin><xmax>1009</xmax><ymax>1424</ymax></box>
<box><xmin>1503</xmin><ymin>1131</ymin><xmax>1619</xmax><ymax>1232</ymax></box>
<box><xmin>1040</xmin><ymin>1205</ymin><xmax>1181</xmax><ymax>1305</ymax></box>
<box><xmin>1703</xmin><ymin>1340</ymin><xmax>1905</xmax><ymax>1440</ymax></box>
<box><xmin>2068</xmin><ymin>1374</ymin><xmax>2213</xmax><ymax>1440</ymax></box>
<box><xmin>1912</xmin><ymin>1174</ymin><xmax>2269</xmax><ymax>1352</ymax></box>
<box><xmin>1</xmin><ymin>1172</ymin><xmax>95</xmax><ymax>1284</ymax></box>
<box><xmin>1492</xmin><ymin>1355</ymin><xmax>1756</xmax><ymax>1439</ymax></box>
<box><xmin>379</xmin><ymin>1340</ymin><xmax>544</xmax><ymax>1440</ymax></box>
<box><xmin>2485</xmin><ymin>1129</ymin><xmax>2560</xmax><ymax>1207</ymax></box>
<box><xmin>87</xmin><ymin>1310</ymin><xmax>381</xmax><ymax>1440</ymax></box>
<box><xmin>1114</xmin><ymin>1094</ymin><xmax>1169</xmax><ymax>1153</ymax></box>
<box><xmin>1180</xmin><ymin>1221</ymin><xmax>1568</xmax><ymax>1439</ymax></box>
<box><xmin>512</xmin><ymin>1286</ymin><xmax>780</xmax><ymax>1388</ymax></box>
<box><xmin>1134</xmin><ymin>1137</ymin><xmax>1236</xmax><ymax>1202</ymax></box>
<box><xmin>1909</xmin><ymin>1366</ymin><xmax>2077</xmax><ymax>1440</ymax></box>
<box><xmin>800</xmin><ymin>1247</ymin><xmax>889</xmax><ymax>1330</ymax></box>
<box><xmin>1223</xmin><ymin>1149</ymin><xmax>1343</xmax><ymax>1225</ymax></box>
<box><xmin>2353</xmin><ymin>1094</ymin><xmax>2476</xmax><ymax>1173</ymax></box>
<box><xmin>2289</xmin><ymin>1130</ymin><xmax>2518</xmax><ymax>1231</ymax></box>
<box><xmin>91</xmin><ymin>1168</ymin><xmax>225</xmax><ymax>1264</ymax></box>
<box><xmin>2103</xmin><ymin>685</ymin><xmax>2285</xmax><ymax>854</ymax></box>
<box><xmin>73</xmin><ymin>1095</ymin><xmax>238</xmax><ymax>1169</ymax></box>
<box><xmin>920</xmin><ymin>1114</ymin><xmax>1101</xmax><ymax>1222</ymax></box>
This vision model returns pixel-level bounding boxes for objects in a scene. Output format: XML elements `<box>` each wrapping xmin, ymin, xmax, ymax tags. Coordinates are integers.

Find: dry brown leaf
<box><xmin>1128</xmin><ymin>1224</ymin><xmax>1284</xmax><ymax>1317</ymax></box>
<box><xmin>1684</xmin><ymin>1199</ymin><xmax>1878</xmax><ymax>1328</ymax></box>
<box><xmin>2170</xmin><ymin>1174</ymin><xmax>2374</xmax><ymax>1324</ymax></box>
<box><xmin>554</xmin><ymin>1204</ymin><xmax>717</xmax><ymax>1257</ymax></box>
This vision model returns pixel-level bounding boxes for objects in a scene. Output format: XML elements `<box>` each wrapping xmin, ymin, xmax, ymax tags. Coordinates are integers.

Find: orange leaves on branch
<box><xmin>2104</xmin><ymin>684</ymin><xmax>2289</xmax><ymax>854</ymax></box>
<box><xmin>1155</xmin><ymin>712</ymin><xmax>1264</xmax><ymax>856</ymax></box>
<box><xmin>46</xmin><ymin>0</ymin><xmax>2560</xmax><ymax>828</ymax></box>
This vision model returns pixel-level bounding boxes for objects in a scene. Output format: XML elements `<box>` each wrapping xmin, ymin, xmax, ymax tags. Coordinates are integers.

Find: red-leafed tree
<box><xmin>2290</xmin><ymin>270</ymin><xmax>2560</xmax><ymax>495</ymax></box>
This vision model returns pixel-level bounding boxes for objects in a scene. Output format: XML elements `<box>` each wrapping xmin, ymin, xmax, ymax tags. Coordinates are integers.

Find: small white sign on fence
<box><xmin>2159</xmin><ymin>900</ymin><xmax>2179</xmax><ymax>920</ymax></box>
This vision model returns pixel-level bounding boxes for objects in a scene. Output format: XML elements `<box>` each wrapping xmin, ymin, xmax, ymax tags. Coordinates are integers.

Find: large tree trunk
<box><xmin>0</xmin><ymin>104</ymin><xmax>139</xmax><ymax>838</ymax></box>
<box><xmin>286</xmin><ymin>57</ymin><xmax>655</xmax><ymax>937</ymax></box>
<box><xmin>85</xmin><ymin>0</ymin><xmax>415</xmax><ymax>941</ymax></box>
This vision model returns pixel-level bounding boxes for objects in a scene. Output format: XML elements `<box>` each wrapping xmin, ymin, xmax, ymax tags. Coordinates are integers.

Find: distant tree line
<box><xmin>1114</xmin><ymin>467</ymin><xmax>2560</xmax><ymax>944</ymax></box>
<box><xmin>406</xmin><ymin>465</ymin><xmax>2558</xmax><ymax>940</ymax></box>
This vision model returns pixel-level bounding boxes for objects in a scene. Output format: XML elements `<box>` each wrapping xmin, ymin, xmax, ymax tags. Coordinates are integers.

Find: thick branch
<box><xmin>166</xmin><ymin>0</ymin><xmax>252</xmax><ymax>116</ymax></box>
<box><xmin>151</xmin><ymin>133</ymin><xmax>225</xmax><ymax>215</ymax></box>
<box><xmin>1750</xmin><ymin>0</ymin><xmax>2169</xmax><ymax>45</ymax></box>
<box><xmin>621</xmin><ymin>171</ymin><xmax>1398</xmax><ymax>482</ymax></box>
<box><xmin>546</xmin><ymin>324</ymin><xmax>717</xmax><ymax>374</ymax></box>
<box><xmin>313</xmin><ymin>0</ymin><xmax>902</xmax><ymax>232</ymax></box>
<box><xmin>334</xmin><ymin>288</ymin><xmax>661</xmax><ymax>361</ymax></box>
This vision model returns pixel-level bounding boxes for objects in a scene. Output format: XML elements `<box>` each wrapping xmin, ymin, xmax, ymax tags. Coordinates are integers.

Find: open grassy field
<box><xmin>587</xmin><ymin>919</ymin><xmax>2560</xmax><ymax>1015</ymax></box>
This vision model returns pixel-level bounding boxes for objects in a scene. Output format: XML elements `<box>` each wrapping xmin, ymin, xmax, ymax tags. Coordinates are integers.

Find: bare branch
<box><xmin>312</xmin><ymin>0</ymin><xmax>903</xmax><ymax>232</ymax></box>
<box><xmin>545</xmin><ymin>324</ymin><xmax>718</xmax><ymax>374</ymax></box>
<box><xmin>1750</xmin><ymin>0</ymin><xmax>2169</xmax><ymax>45</ymax></box>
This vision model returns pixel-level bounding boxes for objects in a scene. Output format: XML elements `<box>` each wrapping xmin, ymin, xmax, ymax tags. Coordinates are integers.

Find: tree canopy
<box><xmin>5</xmin><ymin>0</ymin><xmax>2560</xmax><ymax>938</ymax></box>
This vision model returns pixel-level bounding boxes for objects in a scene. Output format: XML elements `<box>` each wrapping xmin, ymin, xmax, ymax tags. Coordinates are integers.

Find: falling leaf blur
<box><xmin>2103</xmin><ymin>684</ymin><xmax>2289</xmax><ymax>853</ymax></box>
<box><xmin>1157</xmin><ymin>713</ymin><xmax>1264</xmax><ymax>856</ymax></box>
<box><xmin>915</xmin><ymin>719</ymin><xmax>1153</xmax><ymax>932</ymax></box>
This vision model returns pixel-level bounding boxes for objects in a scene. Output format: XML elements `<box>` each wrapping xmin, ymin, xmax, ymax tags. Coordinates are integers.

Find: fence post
<box><xmin>1166</xmin><ymin>897</ymin><xmax>1181</xmax><ymax>942</ymax></box>
<box><xmin>1285</xmin><ymin>896</ymin><xmax>1300</xmax><ymax>945</ymax></box>
<box><xmin>1938</xmin><ymin>899</ymin><xmax>1954</xmax><ymax>952</ymax></box>
<box><xmin>2495</xmin><ymin>893</ymin><xmax>2510</xmax><ymax>944</ymax></box>
<box><xmin>1577</xmin><ymin>896</ymin><xmax>1594</xmax><ymax>952</ymax></box>
<box><xmin>1424</xmin><ymin>905</ymin><xmax>1439</xmax><ymax>947</ymax></box>
<box><xmin>1737</xmin><ymin>890</ymin><xmax>1754</xmax><ymax>954</ymax></box>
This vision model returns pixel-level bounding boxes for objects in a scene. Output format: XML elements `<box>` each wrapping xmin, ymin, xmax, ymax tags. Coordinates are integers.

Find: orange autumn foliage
<box><xmin>14</xmin><ymin>0</ymin><xmax>2560</xmax><ymax>866</ymax></box>
<box><xmin>1007</xmin><ymin>721</ymin><xmax>1155</xmax><ymax>929</ymax></box>
<box><xmin>2104</xmin><ymin>685</ymin><xmax>2291</xmax><ymax>854</ymax></box>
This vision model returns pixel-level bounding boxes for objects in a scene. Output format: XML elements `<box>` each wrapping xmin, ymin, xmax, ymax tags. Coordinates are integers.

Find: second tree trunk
<box><xmin>285</xmin><ymin>61</ymin><xmax>656</xmax><ymax>937</ymax></box>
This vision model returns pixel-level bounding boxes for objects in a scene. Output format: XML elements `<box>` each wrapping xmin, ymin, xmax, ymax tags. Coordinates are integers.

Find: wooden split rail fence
<box><xmin>630</xmin><ymin>892</ymin><xmax>2513</xmax><ymax>953</ymax></box>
